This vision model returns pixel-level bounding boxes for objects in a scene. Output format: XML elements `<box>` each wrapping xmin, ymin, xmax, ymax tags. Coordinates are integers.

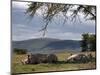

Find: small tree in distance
<box><xmin>81</xmin><ymin>33</ymin><xmax>96</xmax><ymax>52</ymax></box>
<box><xmin>81</xmin><ymin>33</ymin><xmax>89</xmax><ymax>52</ymax></box>
<box><xmin>89</xmin><ymin>34</ymin><xmax>96</xmax><ymax>51</ymax></box>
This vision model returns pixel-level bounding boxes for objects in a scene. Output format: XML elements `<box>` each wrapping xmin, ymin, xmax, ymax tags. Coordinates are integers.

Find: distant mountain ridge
<box><xmin>12</xmin><ymin>38</ymin><xmax>81</xmax><ymax>53</ymax></box>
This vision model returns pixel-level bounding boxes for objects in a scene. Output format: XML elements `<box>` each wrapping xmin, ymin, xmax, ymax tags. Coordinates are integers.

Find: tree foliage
<box><xmin>89</xmin><ymin>34</ymin><xmax>96</xmax><ymax>51</ymax></box>
<box><xmin>81</xmin><ymin>33</ymin><xmax>96</xmax><ymax>52</ymax></box>
<box><xmin>26</xmin><ymin>2</ymin><xmax>96</xmax><ymax>36</ymax></box>
<box><xmin>81</xmin><ymin>33</ymin><xmax>89</xmax><ymax>52</ymax></box>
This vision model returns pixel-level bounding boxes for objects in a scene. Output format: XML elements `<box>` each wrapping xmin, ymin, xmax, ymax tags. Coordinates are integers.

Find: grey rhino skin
<box><xmin>22</xmin><ymin>53</ymin><xmax>58</xmax><ymax>64</ymax></box>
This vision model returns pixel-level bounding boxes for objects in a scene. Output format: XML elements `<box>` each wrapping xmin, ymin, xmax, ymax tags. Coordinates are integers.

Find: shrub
<box><xmin>13</xmin><ymin>48</ymin><xmax>27</xmax><ymax>54</ymax></box>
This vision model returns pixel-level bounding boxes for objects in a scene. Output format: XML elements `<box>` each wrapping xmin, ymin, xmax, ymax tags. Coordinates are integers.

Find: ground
<box><xmin>11</xmin><ymin>51</ymin><xmax>96</xmax><ymax>74</ymax></box>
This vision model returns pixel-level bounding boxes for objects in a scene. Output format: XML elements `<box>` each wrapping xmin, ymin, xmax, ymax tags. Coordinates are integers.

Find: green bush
<box><xmin>13</xmin><ymin>48</ymin><xmax>27</xmax><ymax>54</ymax></box>
<box><xmin>81</xmin><ymin>33</ymin><xmax>96</xmax><ymax>52</ymax></box>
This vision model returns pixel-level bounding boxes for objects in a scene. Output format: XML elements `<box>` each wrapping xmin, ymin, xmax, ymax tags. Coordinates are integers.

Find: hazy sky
<box><xmin>12</xmin><ymin>1</ymin><xmax>95</xmax><ymax>41</ymax></box>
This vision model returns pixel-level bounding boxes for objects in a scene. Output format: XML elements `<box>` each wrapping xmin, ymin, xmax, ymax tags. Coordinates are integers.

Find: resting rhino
<box><xmin>66</xmin><ymin>53</ymin><xmax>90</xmax><ymax>63</ymax></box>
<box><xmin>47</xmin><ymin>54</ymin><xmax>58</xmax><ymax>63</ymax></box>
<box><xmin>27</xmin><ymin>53</ymin><xmax>48</xmax><ymax>64</ymax></box>
<box><xmin>21</xmin><ymin>53</ymin><xmax>58</xmax><ymax>64</ymax></box>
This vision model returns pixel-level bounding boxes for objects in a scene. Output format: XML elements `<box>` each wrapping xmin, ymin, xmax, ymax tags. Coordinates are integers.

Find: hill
<box><xmin>12</xmin><ymin>38</ymin><xmax>81</xmax><ymax>53</ymax></box>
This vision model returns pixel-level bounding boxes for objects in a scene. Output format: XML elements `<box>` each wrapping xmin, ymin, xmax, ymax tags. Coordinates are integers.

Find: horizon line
<box><xmin>12</xmin><ymin>37</ymin><xmax>82</xmax><ymax>41</ymax></box>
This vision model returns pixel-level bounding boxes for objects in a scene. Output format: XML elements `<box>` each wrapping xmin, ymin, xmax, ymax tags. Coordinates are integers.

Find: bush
<box><xmin>13</xmin><ymin>48</ymin><xmax>27</xmax><ymax>54</ymax></box>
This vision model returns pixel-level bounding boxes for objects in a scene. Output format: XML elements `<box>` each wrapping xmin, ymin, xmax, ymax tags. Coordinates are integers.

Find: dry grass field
<box><xmin>11</xmin><ymin>51</ymin><xmax>96</xmax><ymax>74</ymax></box>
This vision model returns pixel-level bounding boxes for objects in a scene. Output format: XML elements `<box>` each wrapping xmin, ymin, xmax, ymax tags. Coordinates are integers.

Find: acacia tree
<box><xmin>26</xmin><ymin>2</ymin><xmax>96</xmax><ymax>36</ymax></box>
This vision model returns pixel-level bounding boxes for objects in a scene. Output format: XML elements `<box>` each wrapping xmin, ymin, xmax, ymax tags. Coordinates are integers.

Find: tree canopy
<box><xmin>26</xmin><ymin>2</ymin><xmax>96</xmax><ymax>36</ymax></box>
<box><xmin>81</xmin><ymin>33</ymin><xmax>96</xmax><ymax>52</ymax></box>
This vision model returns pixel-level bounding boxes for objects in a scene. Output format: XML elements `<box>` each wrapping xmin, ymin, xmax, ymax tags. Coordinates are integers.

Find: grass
<box><xmin>11</xmin><ymin>51</ymin><xmax>96</xmax><ymax>74</ymax></box>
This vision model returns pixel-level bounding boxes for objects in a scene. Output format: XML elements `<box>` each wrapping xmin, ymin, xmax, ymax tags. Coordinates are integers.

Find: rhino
<box><xmin>66</xmin><ymin>53</ymin><xmax>91</xmax><ymax>63</ymax></box>
<box><xmin>47</xmin><ymin>54</ymin><xmax>58</xmax><ymax>63</ymax></box>
<box><xmin>21</xmin><ymin>53</ymin><xmax>58</xmax><ymax>64</ymax></box>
